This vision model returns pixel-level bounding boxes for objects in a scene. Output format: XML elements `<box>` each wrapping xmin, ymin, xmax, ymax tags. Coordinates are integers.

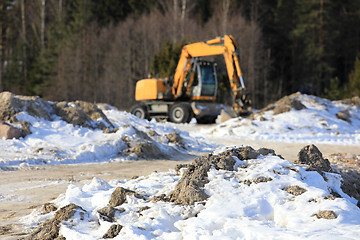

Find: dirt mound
<box><xmin>54</xmin><ymin>101</ymin><xmax>115</xmax><ymax>131</ymax></box>
<box><xmin>122</xmin><ymin>127</ymin><xmax>185</xmax><ymax>159</ymax></box>
<box><xmin>74</xmin><ymin>100</ymin><xmax>115</xmax><ymax>129</ymax></box>
<box><xmin>169</xmin><ymin>146</ymin><xmax>280</xmax><ymax>205</ymax></box>
<box><xmin>338</xmin><ymin>96</ymin><xmax>360</xmax><ymax>107</ymax></box>
<box><xmin>295</xmin><ymin>144</ymin><xmax>332</xmax><ymax>174</ymax></box>
<box><xmin>0</xmin><ymin>91</ymin><xmax>115</xmax><ymax>134</ymax></box>
<box><xmin>253</xmin><ymin>92</ymin><xmax>306</xmax><ymax>117</ymax></box>
<box><xmin>25</xmin><ymin>203</ymin><xmax>86</xmax><ymax>240</ymax></box>
<box><xmin>0</xmin><ymin>91</ymin><xmax>54</xmax><ymax>121</ymax></box>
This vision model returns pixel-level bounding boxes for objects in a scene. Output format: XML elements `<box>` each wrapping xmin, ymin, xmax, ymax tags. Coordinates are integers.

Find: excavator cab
<box><xmin>188</xmin><ymin>60</ymin><xmax>217</xmax><ymax>100</ymax></box>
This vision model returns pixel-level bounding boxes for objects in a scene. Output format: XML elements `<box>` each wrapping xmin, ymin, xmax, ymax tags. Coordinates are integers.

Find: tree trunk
<box><xmin>40</xmin><ymin>0</ymin><xmax>46</xmax><ymax>49</ymax></box>
<box><xmin>0</xmin><ymin>3</ymin><xmax>3</xmax><ymax>92</ymax></box>
<box><xmin>20</xmin><ymin>0</ymin><xmax>27</xmax><ymax>90</ymax></box>
<box><xmin>222</xmin><ymin>0</ymin><xmax>230</xmax><ymax>35</ymax></box>
<box><xmin>172</xmin><ymin>0</ymin><xmax>179</xmax><ymax>44</ymax></box>
<box><xmin>180</xmin><ymin>0</ymin><xmax>186</xmax><ymax>39</ymax></box>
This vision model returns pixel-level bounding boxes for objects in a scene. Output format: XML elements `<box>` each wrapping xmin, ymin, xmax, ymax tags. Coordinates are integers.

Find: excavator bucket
<box><xmin>217</xmin><ymin>106</ymin><xmax>238</xmax><ymax>123</ymax></box>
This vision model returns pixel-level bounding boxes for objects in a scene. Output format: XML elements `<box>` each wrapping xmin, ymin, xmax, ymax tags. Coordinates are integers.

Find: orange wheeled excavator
<box><xmin>130</xmin><ymin>35</ymin><xmax>250</xmax><ymax>124</ymax></box>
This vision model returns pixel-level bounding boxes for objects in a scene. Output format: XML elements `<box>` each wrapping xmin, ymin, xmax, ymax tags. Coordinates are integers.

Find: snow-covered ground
<box><xmin>0</xmin><ymin>110</ymin><xmax>214</xmax><ymax>169</ymax></box>
<box><xmin>204</xmin><ymin>94</ymin><xmax>360</xmax><ymax>145</ymax></box>
<box><xmin>22</xmin><ymin>147</ymin><xmax>360</xmax><ymax>239</ymax></box>
<box><xmin>1</xmin><ymin>93</ymin><xmax>360</xmax><ymax>239</ymax></box>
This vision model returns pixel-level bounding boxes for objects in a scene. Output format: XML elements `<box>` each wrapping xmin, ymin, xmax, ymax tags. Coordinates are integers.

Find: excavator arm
<box><xmin>172</xmin><ymin>35</ymin><xmax>249</xmax><ymax>115</ymax></box>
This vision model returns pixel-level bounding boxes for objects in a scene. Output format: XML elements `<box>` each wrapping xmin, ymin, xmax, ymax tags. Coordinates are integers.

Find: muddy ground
<box><xmin>0</xmin><ymin>133</ymin><xmax>359</xmax><ymax>239</ymax></box>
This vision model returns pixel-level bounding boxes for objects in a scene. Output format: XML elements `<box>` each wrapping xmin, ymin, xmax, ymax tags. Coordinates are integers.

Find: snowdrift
<box><xmin>208</xmin><ymin>93</ymin><xmax>360</xmax><ymax>144</ymax></box>
<box><xmin>23</xmin><ymin>146</ymin><xmax>360</xmax><ymax>239</ymax></box>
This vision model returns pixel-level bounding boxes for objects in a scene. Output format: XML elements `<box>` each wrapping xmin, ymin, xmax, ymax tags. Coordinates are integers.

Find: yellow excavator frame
<box><xmin>172</xmin><ymin>35</ymin><xmax>247</xmax><ymax>113</ymax></box>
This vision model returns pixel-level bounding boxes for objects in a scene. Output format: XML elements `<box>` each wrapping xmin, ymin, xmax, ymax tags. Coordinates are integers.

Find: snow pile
<box><xmin>208</xmin><ymin>93</ymin><xmax>360</xmax><ymax>144</ymax></box>
<box><xmin>0</xmin><ymin>107</ymin><xmax>214</xmax><ymax>169</ymax></box>
<box><xmin>23</xmin><ymin>146</ymin><xmax>360</xmax><ymax>239</ymax></box>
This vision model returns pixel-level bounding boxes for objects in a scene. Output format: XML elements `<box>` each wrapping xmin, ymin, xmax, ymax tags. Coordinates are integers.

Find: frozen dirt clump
<box><xmin>327</xmin><ymin>153</ymin><xmax>360</xmax><ymax>207</ymax></box>
<box><xmin>103</xmin><ymin>224</ymin><xmax>123</xmax><ymax>239</ymax></box>
<box><xmin>283</xmin><ymin>185</ymin><xmax>307</xmax><ymax>196</ymax></box>
<box><xmin>312</xmin><ymin>210</ymin><xmax>337</xmax><ymax>219</ymax></box>
<box><xmin>97</xmin><ymin>206</ymin><xmax>125</xmax><ymax>222</ymax></box>
<box><xmin>25</xmin><ymin>203</ymin><xmax>86</xmax><ymax>240</ymax></box>
<box><xmin>166</xmin><ymin>131</ymin><xmax>185</xmax><ymax>148</ymax></box>
<box><xmin>295</xmin><ymin>144</ymin><xmax>332</xmax><ymax>174</ymax></box>
<box><xmin>108</xmin><ymin>187</ymin><xmax>145</xmax><ymax>207</ymax></box>
<box><xmin>169</xmin><ymin>146</ymin><xmax>279</xmax><ymax>205</ymax></box>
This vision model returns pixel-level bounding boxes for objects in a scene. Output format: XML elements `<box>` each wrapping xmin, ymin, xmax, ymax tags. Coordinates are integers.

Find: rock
<box><xmin>169</xmin><ymin>146</ymin><xmax>280</xmax><ymax>205</ymax></box>
<box><xmin>103</xmin><ymin>224</ymin><xmax>123</xmax><ymax>239</ymax></box>
<box><xmin>0</xmin><ymin>121</ymin><xmax>23</xmax><ymax>139</ymax></box>
<box><xmin>283</xmin><ymin>185</ymin><xmax>307</xmax><ymax>196</ymax></box>
<box><xmin>312</xmin><ymin>210</ymin><xmax>337</xmax><ymax>219</ymax></box>
<box><xmin>25</xmin><ymin>204</ymin><xmax>86</xmax><ymax>240</ymax></box>
<box><xmin>108</xmin><ymin>187</ymin><xmax>145</xmax><ymax>207</ymax></box>
<box><xmin>0</xmin><ymin>91</ymin><xmax>54</xmax><ymax>121</ymax></box>
<box><xmin>336</xmin><ymin>110</ymin><xmax>351</xmax><ymax>123</ymax></box>
<box><xmin>296</xmin><ymin>144</ymin><xmax>332</xmax><ymax>174</ymax></box>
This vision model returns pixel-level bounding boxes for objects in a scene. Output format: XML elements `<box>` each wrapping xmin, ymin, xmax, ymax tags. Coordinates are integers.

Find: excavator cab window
<box><xmin>197</xmin><ymin>61</ymin><xmax>217</xmax><ymax>96</ymax></box>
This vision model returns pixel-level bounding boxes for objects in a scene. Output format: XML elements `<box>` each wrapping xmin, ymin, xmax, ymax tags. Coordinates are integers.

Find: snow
<box><xmin>22</xmin><ymin>150</ymin><xmax>360</xmax><ymax>239</ymax></box>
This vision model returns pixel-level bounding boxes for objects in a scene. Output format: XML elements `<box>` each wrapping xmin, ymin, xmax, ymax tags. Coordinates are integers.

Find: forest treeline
<box><xmin>0</xmin><ymin>0</ymin><xmax>360</xmax><ymax>109</ymax></box>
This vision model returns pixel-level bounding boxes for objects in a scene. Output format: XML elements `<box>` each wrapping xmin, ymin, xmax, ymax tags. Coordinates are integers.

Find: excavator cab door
<box><xmin>191</xmin><ymin>61</ymin><xmax>217</xmax><ymax>99</ymax></box>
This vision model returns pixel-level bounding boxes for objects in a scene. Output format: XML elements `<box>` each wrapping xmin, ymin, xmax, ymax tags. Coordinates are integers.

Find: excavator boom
<box><xmin>172</xmin><ymin>35</ymin><xmax>248</xmax><ymax>115</ymax></box>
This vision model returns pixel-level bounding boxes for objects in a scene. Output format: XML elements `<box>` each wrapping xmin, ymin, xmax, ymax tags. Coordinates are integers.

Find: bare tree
<box><xmin>40</xmin><ymin>0</ymin><xmax>46</xmax><ymax>49</ymax></box>
<box><xmin>20</xmin><ymin>0</ymin><xmax>27</xmax><ymax>88</ymax></box>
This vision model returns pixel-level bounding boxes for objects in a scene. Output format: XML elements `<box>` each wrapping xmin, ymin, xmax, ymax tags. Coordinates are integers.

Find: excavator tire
<box><xmin>130</xmin><ymin>103</ymin><xmax>150</xmax><ymax>121</ymax></box>
<box><xmin>169</xmin><ymin>103</ymin><xmax>192</xmax><ymax>123</ymax></box>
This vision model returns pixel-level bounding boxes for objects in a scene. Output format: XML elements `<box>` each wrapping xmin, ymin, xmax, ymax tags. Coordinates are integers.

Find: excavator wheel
<box><xmin>130</xmin><ymin>103</ymin><xmax>150</xmax><ymax>121</ymax></box>
<box><xmin>169</xmin><ymin>103</ymin><xmax>192</xmax><ymax>123</ymax></box>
